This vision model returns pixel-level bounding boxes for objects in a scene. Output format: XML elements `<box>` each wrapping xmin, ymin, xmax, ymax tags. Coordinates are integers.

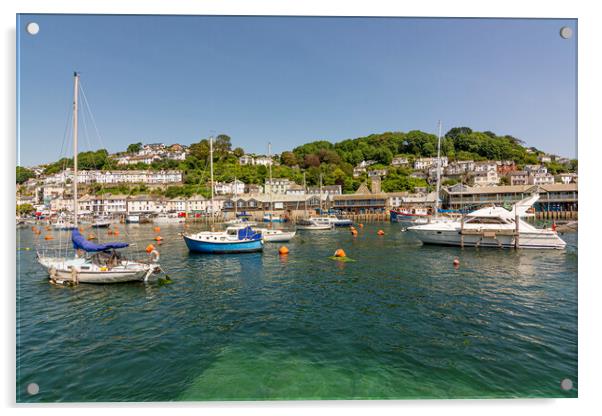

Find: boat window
<box><xmin>465</xmin><ymin>217</ymin><xmax>506</xmax><ymax>224</ymax></box>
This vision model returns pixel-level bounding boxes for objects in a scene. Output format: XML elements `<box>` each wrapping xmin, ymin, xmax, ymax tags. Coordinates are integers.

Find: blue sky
<box><xmin>17</xmin><ymin>15</ymin><xmax>577</xmax><ymax>166</ymax></box>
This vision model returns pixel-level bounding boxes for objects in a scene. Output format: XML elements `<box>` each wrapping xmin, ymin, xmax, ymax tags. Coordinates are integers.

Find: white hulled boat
<box><xmin>37</xmin><ymin>72</ymin><xmax>163</xmax><ymax>284</ymax></box>
<box><xmin>407</xmin><ymin>194</ymin><xmax>566</xmax><ymax>249</ymax></box>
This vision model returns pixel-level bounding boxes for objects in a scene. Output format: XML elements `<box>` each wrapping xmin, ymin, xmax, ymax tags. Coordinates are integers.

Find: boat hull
<box><xmin>183</xmin><ymin>235</ymin><xmax>263</xmax><ymax>253</ymax></box>
<box><xmin>51</xmin><ymin>268</ymin><xmax>150</xmax><ymax>283</ymax></box>
<box><xmin>407</xmin><ymin>228</ymin><xmax>566</xmax><ymax>249</ymax></box>
<box><xmin>262</xmin><ymin>231</ymin><xmax>296</xmax><ymax>242</ymax></box>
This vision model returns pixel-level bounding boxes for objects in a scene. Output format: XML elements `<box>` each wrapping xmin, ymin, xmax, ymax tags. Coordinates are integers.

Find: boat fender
<box><xmin>150</xmin><ymin>249</ymin><xmax>160</xmax><ymax>262</ymax></box>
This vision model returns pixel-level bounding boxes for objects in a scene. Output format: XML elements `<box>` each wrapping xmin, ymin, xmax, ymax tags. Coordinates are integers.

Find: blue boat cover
<box><xmin>237</xmin><ymin>226</ymin><xmax>262</xmax><ymax>241</ymax></box>
<box><xmin>72</xmin><ymin>229</ymin><xmax>129</xmax><ymax>252</ymax></box>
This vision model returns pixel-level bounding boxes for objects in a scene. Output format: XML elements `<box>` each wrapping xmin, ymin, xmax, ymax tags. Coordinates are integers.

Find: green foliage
<box><xmin>233</xmin><ymin>147</ymin><xmax>245</xmax><ymax>158</ymax></box>
<box><xmin>16</xmin><ymin>166</ymin><xmax>35</xmax><ymax>184</ymax></box>
<box><xmin>127</xmin><ymin>142</ymin><xmax>142</xmax><ymax>153</ymax></box>
<box><xmin>16</xmin><ymin>203</ymin><xmax>35</xmax><ymax>215</ymax></box>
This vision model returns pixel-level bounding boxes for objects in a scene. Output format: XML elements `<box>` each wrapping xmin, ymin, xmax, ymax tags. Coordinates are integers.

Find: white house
<box><xmin>509</xmin><ymin>171</ymin><xmax>529</xmax><ymax>186</ymax></box>
<box><xmin>127</xmin><ymin>196</ymin><xmax>160</xmax><ymax>214</ymax></box>
<box><xmin>265</xmin><ymin>178</ymin><xmax>294</xmax><ymax>194</ymax></box>
<box><xmin>528</xmin><ymin>173</ymin><xmax>555</xmax><ymax>186</ymax></box>
<box><xmin>238</xmin><ymin>155</ymin><xmax>255</xmax><ymax>165</ymax></box>
<box><xmin>472</xmin><ymin>168</ymin><xmax>499</xmax><ymax>186</ymax></box>
<box><xmin>414</xmin><ymin>157</ymin><xmax>448</xmax><ymax>170</ymax></box>
<box><xmin>254</xmin><ymin>156</ymin><xmax>274</xmax><ymax>166</ymax></box>
<box><xmin>367</xmin><ymin>169</ymin><xmax>388</xmax><ymax>178</ymax></box>
<box><xmin>214</xmin><ymin>180</ymin><xmax>245</xmax><ymax>195</ymax></box>
<box><xmin>391</xmin><ymin>157</ymin><xmax>409</xmax><ymax>167</ymax></box>
<box><xmin>556</xmin><ymin>173</ymin><xmax>578</xmax><ymax>184</ymax></box>
<box><xmin>474</xmin><ymin>161</ymin><xmax>498</xmax><ymax>173</ymax></box>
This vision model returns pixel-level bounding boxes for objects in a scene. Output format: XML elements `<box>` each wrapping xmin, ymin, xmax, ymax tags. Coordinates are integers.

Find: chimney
<box><xmin>371</xmin><ymin>177</ymin><xmax>381</xmax><ymax>194</ymax></box>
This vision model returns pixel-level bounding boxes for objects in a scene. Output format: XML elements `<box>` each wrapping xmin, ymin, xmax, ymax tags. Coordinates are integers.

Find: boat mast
<box><xmin>435</xmin><ymin>120</ymin><xmax>442</xmax><ymax>218</ymax></box>
<box><xmin>73</xmin><ymin>72</ymin><xmax>80</xmax><ymax>227</ymax></box>
<box><xmin>233</xmin><ymin>175</ymin><xmax>237</xmax><ymax>217</ymax></box>
<box><xmin>268</xmin><ymin>142</ymin><xmax>273</xmax><ymax>213</ymax></box>
<box><xmin>319</xmin><ymin>173</ymin><xmax>323</xmax><ymax>214</ymax></box>
<box><xmin>303</xmin><ymin>171</ymin><xmax>307</xmax><ymax>217</ymax></box>
<box><xmin>209</xmin><ymin>136</ymin><xmax>214</xmax><ymax>222</ymax></box>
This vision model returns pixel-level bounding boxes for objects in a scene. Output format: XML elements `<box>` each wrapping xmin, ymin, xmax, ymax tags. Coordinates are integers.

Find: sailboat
<box><xmin>36</xmin><ymin>73</ymin><xmax>162</xmax><ymax>284</ymax></box>
<box><xmin>182</xmin><ymin>137</ymin><xmax>264</xmax><ymax>253</ymax></box>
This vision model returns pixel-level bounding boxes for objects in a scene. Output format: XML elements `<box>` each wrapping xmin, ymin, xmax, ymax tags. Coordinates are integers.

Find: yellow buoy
<box><xmin>334</xmin><ymin>248</ymin><xmax>346</xmax><ymax>258</ymax></box>
<box><xmin>279</xmin><ymin>246</ymin><xmax>289</xmax><ymax>255</ymax></box>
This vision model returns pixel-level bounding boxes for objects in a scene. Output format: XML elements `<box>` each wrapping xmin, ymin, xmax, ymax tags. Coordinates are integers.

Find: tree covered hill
<box><xmin>18</xmin><ymin>127</ymin><xmax>576</xmax><ymax>196</ymax></box>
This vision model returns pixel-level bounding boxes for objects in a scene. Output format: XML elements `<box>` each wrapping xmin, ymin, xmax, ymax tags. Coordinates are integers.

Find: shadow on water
<box><xmin>16</xmin><ymin>223</ymin><xmax>577</xmax><ymax>401</ymax></box>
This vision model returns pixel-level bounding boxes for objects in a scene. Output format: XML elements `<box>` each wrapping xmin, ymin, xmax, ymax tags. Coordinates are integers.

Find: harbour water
<box><xmin>16</xmin><ymin>223</ymin><xmax>577</xmax><ymax>402</ymax></box>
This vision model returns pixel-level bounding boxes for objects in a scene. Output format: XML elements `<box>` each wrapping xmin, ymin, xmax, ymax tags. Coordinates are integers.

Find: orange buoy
<box><xmin>145</xmin><ymin>244</ymin><xmax>155</xmax><ymax>253</ymax></box>
<box><xmin>154</xmin><ymin>235</ymin><xmax>163</xmax><ymax>241</ymax></box>
<box><xmin>44</xmin><ymin>235</ymin><xmax>54</xmax><ymax>240</ymax></box>
<box><xmin>359</xmin><ymin>223</ymin><xmax>364</xmax><ymax>228</ymax></box>
<box><xmin>377</xmin><ymin>230</ymin><xmax>385</xmax><ymax>236</ymax></box>
<box><xmin>351</xmin><ymin>229</ymin><xmax>358</xmax><ymax>237</ymax></box>
<box><xmin>31</xmin><ymin>226</ymin><xmax>37</xmax><ymax>231</ymax></box>
<box><xmin>79</xmin><ymin>227</ymin><xmax>84</xmax><ymax>233</ymax></box>
<box><xmin>45</xmin><ymin>226</ymin><xmax>51</xmax><ymax>231</ymax></box>
<box><xmin>154</xmin><ymin>226</ymin><xmax>161</xmax><ymax>233</ymax></box>
<box><xmin>87</xmin><ymin>234</ymin><xmax>96</xmax><ymax>240</ymax></box>
<box><xmin>453</xmin><ymin>258</ymin><xmax>460</xmax><ymax>267</ymax></box>
<box><xmin>113</xmin><ymin>230</ymin><xmax>120</xmax><ymax>236</ymax></box>
<box><xmin>278</xmin><ymin>246</ymin><xmax>289</xmax><ymax>255</ymax></box>
<box><xmin>334</xmin><ymin>248</ymin><xmax>346</xmax><ymax>258</ymax></box>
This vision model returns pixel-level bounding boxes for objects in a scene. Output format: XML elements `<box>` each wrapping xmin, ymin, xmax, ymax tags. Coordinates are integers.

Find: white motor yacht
<box><xmin>407</xmin><ymin>194</ymin><xmax>566</xmax><ymax>249</ymax></box>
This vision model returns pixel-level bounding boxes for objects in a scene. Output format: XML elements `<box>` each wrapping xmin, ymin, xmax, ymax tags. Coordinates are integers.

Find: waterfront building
<box><xmin>332</xmin><ymin>181</ymin><xmax>388</xmax><ymax>213</ymax></box>
<box><xmin>388</xmin><ymin>191</ymin><xmax>436</xmax><ymax>208</ymax></box>
<box><xmin>54</xmin><ymin>169</ymin><xmax>183</xmax><ymax>185</ymax></box>
<box><xmin>441</xmin><ymin>183</ymin><xmax>578</xmax><ymax>212</ymax></box>
<box><xmin>127</xmin><ymin>195</ymin><xmax>160</xmax><ymax>214</ymax></box>
<box><xmin>79</xmin><ymin>194</ymin><xmax>128</xmax><ymax>215</ymax></box>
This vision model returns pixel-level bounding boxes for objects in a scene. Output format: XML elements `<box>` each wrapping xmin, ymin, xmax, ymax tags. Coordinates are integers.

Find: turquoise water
<box><xmin>16</xmin><ymin>223</ymin><xmax>577</xmax><ymax>402</ymax></box>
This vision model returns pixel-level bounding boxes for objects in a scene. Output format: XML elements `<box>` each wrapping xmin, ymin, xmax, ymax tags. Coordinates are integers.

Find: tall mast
<box><xmin>303</xmin><ymin>171</ymin><xmax>307</xmax><ymax>217</ymax></box>
<box><xmin>73</xmin><ymin>72</ymin><xmax>79</xmax><ymax>226</ymax></box>
<box><xmin>435</xmin><ymin>120</ymin><xmax>442</xmax><ymax>217</ymax></box>
<box><xmin>268</xmin><ymin>142</ymin><xmax>273</xmax><ymax>212</ymax></box>
<box><xmin>319</xmin><ymin>173</ymin><xmax>323</xmax><ymax>214</ymax></box>
<box><xmin>209</xmin><ymin>136</ymin><xmax>214</xmax><ymax>220</ymax></box>
<box><xmin>233</xmin><ymin>175</ymin><xmax>237</xmax><ymax>217</ymax></box>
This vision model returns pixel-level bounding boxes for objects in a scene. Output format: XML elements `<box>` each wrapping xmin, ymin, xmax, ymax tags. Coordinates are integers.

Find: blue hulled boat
<box><xmin>182</xmin><ymin>226</ymin><xmax>264</xmax><ymax>254</ymax></box>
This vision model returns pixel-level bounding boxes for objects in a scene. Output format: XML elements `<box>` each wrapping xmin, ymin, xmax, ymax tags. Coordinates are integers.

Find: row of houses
<box><xmin>115</xmin><ymin>143</ymin><xmax>188</xmax><ymax>166</ymax></box>
<box><xmin>41</xmin><ymin>181</ymin><xmax>578</xmax><ymax>216</ymax></box>
<box><xmin>41</xmin><ymin>169</ymin><xmax>183</xmax><ymax>186</ymax></box>
<box><xmin>212</xmin><ymin>179</ymin><xmax>343</xmax><ymax>196</ymax></box>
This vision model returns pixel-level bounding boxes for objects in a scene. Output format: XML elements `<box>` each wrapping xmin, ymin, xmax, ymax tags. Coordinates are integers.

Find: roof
<box><xmin>444</xmin><ymin>183</ymin><xmax>577</xmax><ymax>195</ymax></box>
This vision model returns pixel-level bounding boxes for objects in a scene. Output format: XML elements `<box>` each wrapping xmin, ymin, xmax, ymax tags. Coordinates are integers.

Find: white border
<box><xmin>3</xmin><ymin>1</ymin><xmax>600</xmax><ymax>415</ymax></box>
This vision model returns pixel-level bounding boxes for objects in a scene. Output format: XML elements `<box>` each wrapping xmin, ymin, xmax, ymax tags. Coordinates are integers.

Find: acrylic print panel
<box><xmin>16</xmin><ymin>14</ymin><xmax>577</xmax><ymax>402</ymax></box>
